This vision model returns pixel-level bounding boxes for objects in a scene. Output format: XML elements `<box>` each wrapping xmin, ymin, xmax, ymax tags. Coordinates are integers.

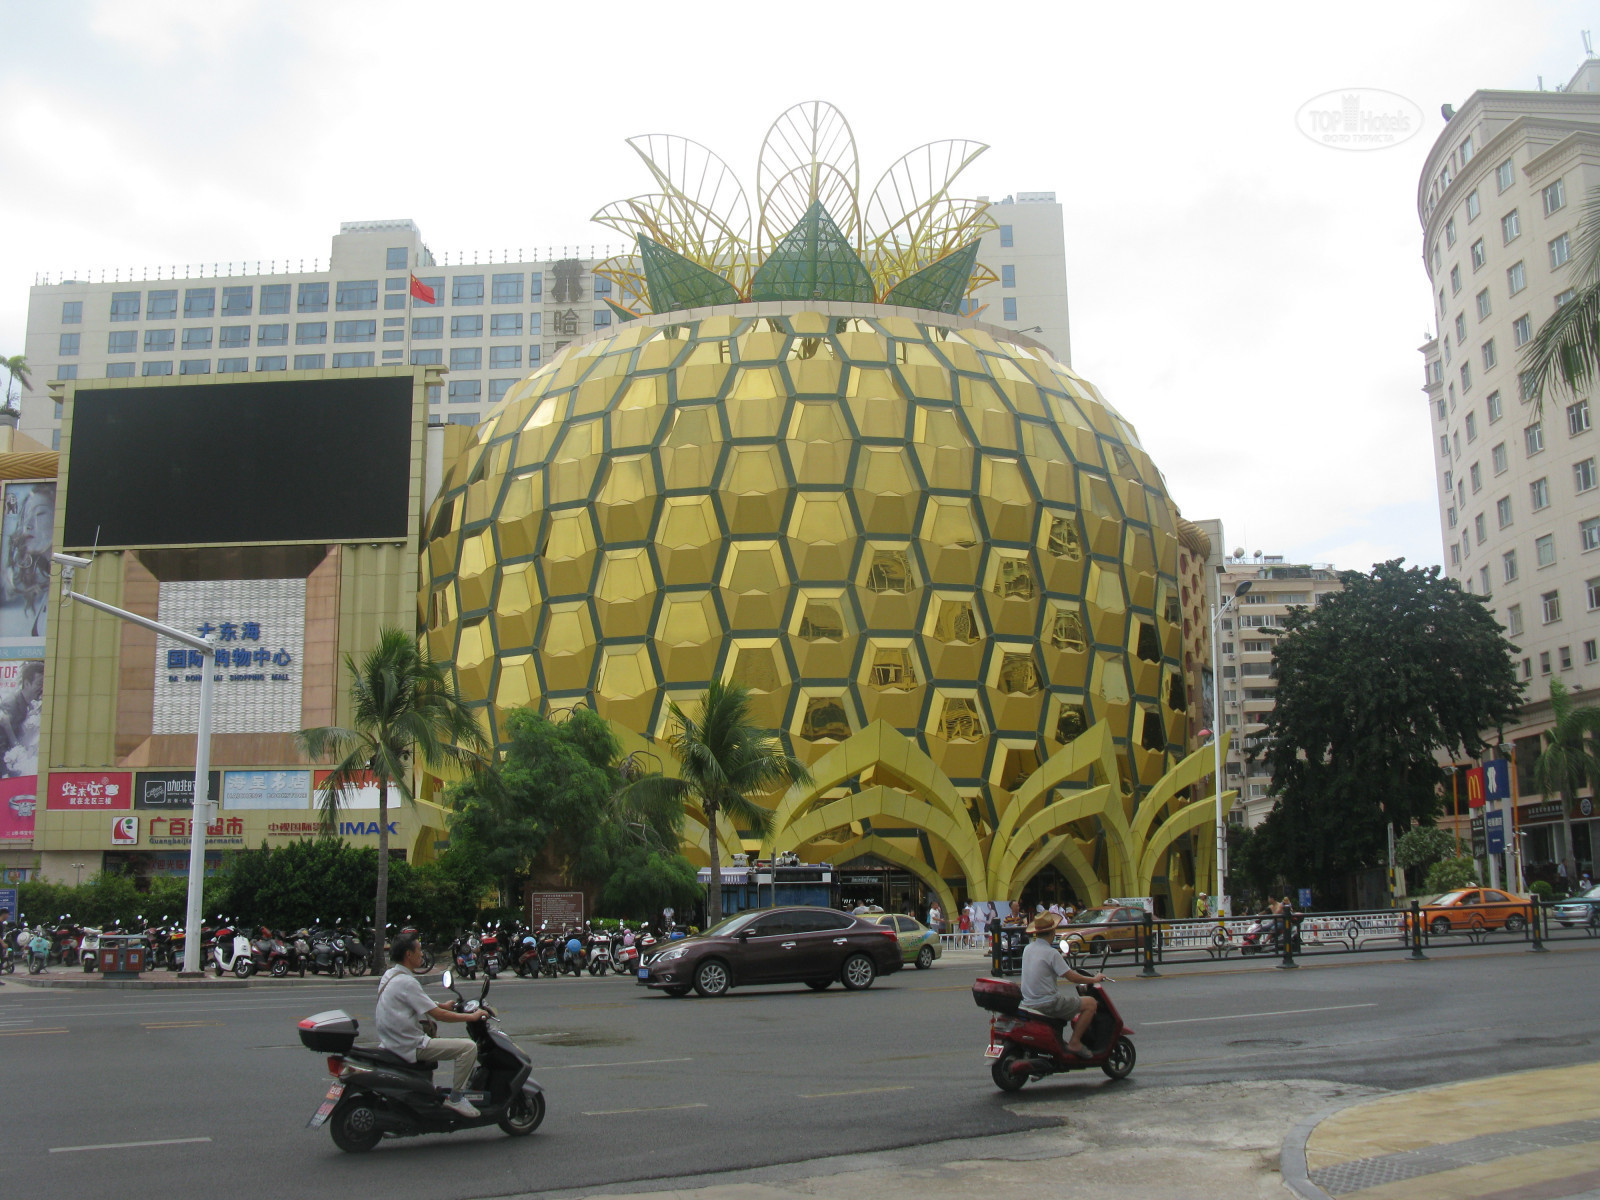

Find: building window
<box><xmin>449</xmin><ymin>347</ymin><xmax>482</xmax><ymax>371</ymax></box>
<box><xmin>60</xmin><ymin>300</ymin><xmax>82</xmax><ymax>324</ymax></box>
<box><xmin>1557</xmin><ymin>288</ymin><xmax>1576</xmax><ymax>308</ymax></box>
<box><xmin>217</xmin><ymin>357</ymin><xmax>247</xmax><ymax>373</ymax></box>
<box><xmin>1527</xmin><ymin>423</ymin><xmax>1545</xmax><ymax>455</ymax></box>
<box><xmin>452</xmin><ymin>275</ymin><xmax>484</xmax><ymax>305</ymax></box>
<box><xmin>1507</xmin><ymin>603</ymin><xmax>1523</xmax><ymax>635</ymax></box>
<box><xmin>219</xmin><ymin>325</ymin><xmax>249</xmax><ymax>349</ymax></box>
<box><xmin>488</xmin><ymin>378</ymin><xmax>517</xmax><ymax>404</ymax></box>
<box><xmin>412</xmin><ymin>317</ymin><xmax>443</xmax><ymax>339</ymax></box>
<box><xmin>1568</xmin><ymin>400</ymin><xmax>1591</xmax><ymax>437</ymax></box>
<box><xmin>1590</xmin><ymin>580</ymin><xmax>1600</xmax><ymax>611</ymax></box>
<box><xmin>183</xmin><ymin>288</ymin><xmax>215</xmax><ymax>318</ymax></box>
<box><xmin>1475</xmin><ymin>512</ymin><xmax>1487</xmax><ymax>541</ymax></box>
<box><xmin>1466</xmin><ymin>412</ymin><xmax>1479</xmax><ymax>442</ymax></box>
<box><xmin>1497</xmin><ymin>159</ymin><xmax>1515</xmax><ymax>192</ymax></box>
<box><xmin>296</xmin><ymin>322</ymin><xmax>327</xmax><ymax>345</ymax></box>
<box><xmin>448</xmin><ymin>380</ymin><xmax>481</xmax><ymax>404</ymax></box>
<box><xmin>1543</xmin><ymin>590</ymin><xmax>1562</xmax><ymax>623</ymax></box>
<box><xmin>221</xmin><ymin>286</ymin><xmax>252</xmax><ymax>317</ymax></box>
<box><xmin>331</xmin><ymin>352</ymin><xmax>374</xmax><ymax>368</ymax></box>
<box><xmin>107</xmin><ymin>331</ymin><xmax>135</xmax><ymax>354</ymax></box>
<box><xmin>594</xmin><ymin>310</ymin><xmax>612</xmax><ymax>330</ymax></box>
<box><xmin>1487</xmin><ymin>391</ymin><xmax>1503</xmax><ymax>423</ymax></box>
<box><xmin>1476</xmin><ymin>290</ymin><xmax>1493</xmax><ymax>322</ymax></box>
<box><xmin>1541</xmin><ymin>651</ymin><xmax>1552</xmax><ymax>674</ymax></box>
<box><xmin>1542</xmin><ymin>178</ymin><xmax>1566</xmax><ymax>216</ymax></box>
<box><xmin>1001</xmin><ymin>264</ymin><xmax>1016</xmax><ymax>288</ymax></box>
<box><xmin>1454</xmin><ymin>430</ymin><xmax>1461</xmax><ymax>458</ymax></box>
<box><xmin>1470</xmin><ymin>461</ymin><xmax>1482</xmax><ymax>491</ymax></box>
<box><xmin>260</xmin><ymin>284</ymin><xmax>290</xmax><ymax>315</ymax></box>
<box><xmin>1003</xmin><ymin>297</ymin><xmax>1018</xmax><ymax>321</ymax></box>
<box><xmin>1440</xmin><ymin>434</ymin><xmax>1450</xmax><ymax>458</ymax></box>
<box><xmin>179</xmin><ymin>359</ymin><xmax>210</xmax><ymax>375</ymax></box>
<box><xmin>382</xmin><ymin>328</ymin><xmax>403</xmax><ymax>343</ymax></box>
<box><xmin>1477</xmin><ymin>564</ymin><xmax>1490</xmax><ymax>594</ymax></box>
<box><xmin>529</xmin><ymin>272</ymin><xmax>543</xmax><ymax>300</ymax></box>
<box><xmin>489</xmin><ymin>345</ymin><xmax>521</xmax><ymax>369</ymax></box>
<box><xmin>1460</xmin><ymin>362</ymin><xmax>1472</xmax><ymax>392</ymax></box>
<box><xmin>144</xmin><ymin>328</ymin><xmax>175</xmax><ymax>352</ymax></box>
<box><xmin>1448</xmin><ymin>505</ymin><xmax>1458</xmax><ymax>527</ymax></box>
<box><xmin>1586</xmin><ymin>639</ymin><xmax>1598</xmax><ymax>664</ymax></box>
<box><xmin>333</xmin><ymin>320</ymin><xmax>376</xmax><ymax>343</ymax></box>
<box><xmin>1445</xmin><ymin>217</ymin><xmax>1457</xmax><ymax>247</ymax></box>
<box><xmin>1576</xmin><ymin>458</ymin><xmax>1598</xmax><ymax>492</ymax></box>
<box><xmin>142</xmin><ymin>360</ymin><xmax>173</xmax><ymax>376</ymax></box>
<box><xmin>999</xmin><ymin>224</ymin><xmax>1013</xmax><ymax>248</ymax></box>
<box><xmin>1470</xmin><ymin>239</ymin><xmax>1486</xmax><ymax>270</ymax></box>
<box><xmin>1561</xmin><ymin>645</ymin><xmax>1574</xmax><ymax>671</ymax></box>
<box><xmin>1450</xmin><ymin>544</ymin><xmax>1461</xmax><ymax>567</ymax></box>
<box><xmin>491</xmin><ymin>273</ymin><xmax>523</xmax><ymax>304</ymax></box>
<box><xmin>1583</xmin><ymin>517</ymin><xmax>1600</xmax><ymax>552</ymax></box>
<box><xmin>529</xmin><ymin>312</ymin><xmax>542</xmax><ymax>335</ymax></box>
<box><xmin>385</xmin><ymin>293</ymin><xmax>406</xmax><ymax>311</ymax></box>
<box><xmin>257</xmin><ymin>323</ymin><xmax>288</xmax><ymax>346</ymax></box>
<box><xmin>1497</xmin><ymin>496</ymin><xmax>1513</xmax><ymax>527</ymax></box>
<box><xmin>148</xmin><ymin>289</ymin><xmax>177</xmax><ymax>319</ymax></box>
<box><xmin>489</xmin><ymin>313</ymin><xmax>522</xmax><ymax>338</ymax></box>
<box><xmin>181</xmin><ymin>328</ymin><xmax>212</xmax><ymax>351</ymax></box>
<box><xmin>445</xmin><ymin>413</ymin><xmax>477</xmax><ymax>426</ymax></box>
<box><xmin>1550</xmin><ymin>233</ymin><xmax>1572</xmax><ymax>270</ymax></box>
<box><xmin>1513</xmin><ymin>315</ymin><xmax>1531</xmax><ymax>347</ymax></box>
<box><xmin>293</xmin><ymin>353</ymin><xmax>324</xmax><ymax>370</ymax></box>
<box><xmin>386</xmin><ymin>247</ymin><xmax>408</xmax><ymax>271</ymax></box>
<box><xmin>57</xmin><ymin>333</ymin><xmax>79</xmax><ymax>356</ymax></box>
<box><xmin>335</xmin><ymin>280</ymin><xmax>378</xmax><ymax>311</ymax></box>
<box><xmin>451</xmin><ymin>315</ymin><xmax>483</xmax><ymax>338</ymax></box>
<box><xmin>1501</xmin><ymin>210</ymin><xmax>1520</xmax><ymax>243</ymax></box>
<box><xmin>54</xmin><ymin>365</ymin><xmax>76</xmax><ymax>382</ymax></box>
<box><xmin>1436</xmin><ymin>397</ymin><xmax>1447</xmax><ymax>422</ymax></box>
<box><xmin>1507</xmin><ymin>261</ymin><xmax>1526</xmax><ymax>295</ymax></box>
<box><xmin>1502</xmin><ymin>548</ymin><xmax>1518</xmax><ymax>580</ymax></box>
<box><xmin>1455</xmin><ymin>313</ymin><xmax>1467</xmax><ymax>343</ymax></box>
<box><xmin>109</xmin><ymin>291</ymin><xmax>139</xmax><ymax>321</ymax></box>
<box><xmin>1531</xmin><ymin>476</ymin><xmax>1550</xmax><ymax>509</ymax></box>
<box><xmin>1466</xmin><ymin>190</ymin><xmax>1480</xmax><ymax>220</ymax></box>
<box><xmin>297</xmin><ymin>282</ymin><xmax>328</xmax><ymax>313</ymax></box>
<box><xmin>381</xmin><ymin>349</ymin><xmax>402</xmax><ymax>361</ymax></box>
<box><xmin>106</xmin><ymin>362</ymin><xmax>134</xmax><ymax>378</ymax></box>
<box><xmin>410</xmin><ymin>349</ymin><xmax>443</xmax><ymax>366</ymax></box>
<box><xmin>529</xmin><ymin>344</ymin><xmax>542</xmax><ymax>365</ymax></box>
<box><xmin>1537</xmin><ymin>533</ymin><xmax>1557</xmax><ymax>567</ymax></box>
<box><xmin>1450</xmin><ymin>264</ymin><xmax>1461</xmax><ymax>295</ymax></box>
<box><xmin>1492</xmin><ymin>442</ymin><xmax>1508</xmax><ymax>474</ymax></box>
<box><xmin>412</xmin><ymin>275</ymin><xmax>443</xmax><ymax>308</ymax></box>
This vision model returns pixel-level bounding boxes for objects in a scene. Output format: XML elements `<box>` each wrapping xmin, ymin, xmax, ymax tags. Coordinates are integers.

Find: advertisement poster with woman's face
<box><xmin>0</xmin><ymin>481</ymin><xmax>54</xmax><ymax>642</ymax></box>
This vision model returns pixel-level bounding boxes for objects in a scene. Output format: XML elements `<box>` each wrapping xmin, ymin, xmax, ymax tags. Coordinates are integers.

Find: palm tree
<box><xmin>1</xmin><ymin>355</ymin><xmax>30</xmax><ymax>416</ymax></box>
<box><xmin>297</xmin><ymin>627</ymin><xmax>491</xmax><ymax>969</ymax></box>
<box><xmin>1523</xmin><ymin>187</ymin><xmax>1600</xmax><ymax>410</ymax></box>
<box><xmin>613</xmin><ymin>679</ymin><xmax>810</xmax><ymax>926</ymax></box>
<box><xmin>1530</xmin><ymin>677</ymin><xmax>1600</xmax><ymax>888</ymax></box>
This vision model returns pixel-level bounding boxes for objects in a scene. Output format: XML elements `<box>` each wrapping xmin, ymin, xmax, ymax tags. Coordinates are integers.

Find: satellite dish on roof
<box><xmin>1231</xmin><ymin>547</ymin><xmax>1244</xmax><ymax>559</ymax></box>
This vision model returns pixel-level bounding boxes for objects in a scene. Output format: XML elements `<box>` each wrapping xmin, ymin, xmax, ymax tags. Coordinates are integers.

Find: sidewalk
<box><xmin>1284</xmin><ymin>1062</ymin><xmax>1600</xmax><ymax>1200</ymax></box>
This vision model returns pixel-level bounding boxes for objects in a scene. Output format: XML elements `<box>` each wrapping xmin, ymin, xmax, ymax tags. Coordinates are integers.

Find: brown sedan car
<box><xmin>636</xmin><ymin>906</ymin><xmax>904</xmax><ymax>997</ymax></box>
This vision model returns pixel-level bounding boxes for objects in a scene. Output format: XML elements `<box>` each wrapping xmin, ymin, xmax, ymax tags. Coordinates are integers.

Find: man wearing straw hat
<box><xmin>1018</xmin><ymin>910</ymin><xmax>1106</xmax><ymax>1059</ymax></box>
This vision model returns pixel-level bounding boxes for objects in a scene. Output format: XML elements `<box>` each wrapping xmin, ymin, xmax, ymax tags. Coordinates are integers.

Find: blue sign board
<box><xmin>1486</xmin><ymin>808</ymin><xmax>1505</xmax><ymax>855</ymax></box>
<box><xmin>1484</xmin><ymin>759</ymin><xmax>1512</xmax><ymax>803</ymax></box>
<box><xmin>1298</xmin><ymin>888</ymin><xmax>1312</xmax><ymax>910</ymax></box>
<box><xmin>0</xmin><ymin>886</ymin><xmax>16</xmax><ymax>923</ymax></box>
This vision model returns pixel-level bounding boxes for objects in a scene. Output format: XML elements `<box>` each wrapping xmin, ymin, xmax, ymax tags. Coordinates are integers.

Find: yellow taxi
<box><xmin>1408</xmin><ymin>887</ymin><xmax>1532</xmax><ymax>935</ymax></box>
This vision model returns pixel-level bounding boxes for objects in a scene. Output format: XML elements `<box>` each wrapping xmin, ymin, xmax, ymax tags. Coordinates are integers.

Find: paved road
<box><xmin>4</xmin><ymin>940</ymin><xmax>1598</xmax><ymax>1200</ymax></box>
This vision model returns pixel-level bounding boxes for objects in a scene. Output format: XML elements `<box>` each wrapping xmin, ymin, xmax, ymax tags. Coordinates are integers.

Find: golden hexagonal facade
<box><xmin>422</xmin><ymin>303</ymin><xmax>1194</xmax><ymax>844</ymax></box>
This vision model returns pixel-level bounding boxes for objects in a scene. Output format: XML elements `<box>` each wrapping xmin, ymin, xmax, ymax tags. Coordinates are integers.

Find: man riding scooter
<box><xmin>1017</xmin><ymin>911</ymin><xmax>1107</xmax><ymax>1058</ymax></box>
<box><xmin>375</xmin><ymin>932</ymin><xmax>489</xmax><ymax>1118</ymax></box>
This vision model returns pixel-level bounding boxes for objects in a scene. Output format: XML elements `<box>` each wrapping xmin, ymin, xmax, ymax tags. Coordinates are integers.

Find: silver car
<box><xmin>1551</xmin><ymin>884</ymin><xmax>1600</xmax><ymax>927</ymax></box>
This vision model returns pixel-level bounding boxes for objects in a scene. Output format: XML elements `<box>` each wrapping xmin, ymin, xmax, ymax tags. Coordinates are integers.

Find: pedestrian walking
<box><xmin>928</xmin><ymin>902</ymin><xmax>942</xmax><ymax>934</ymax></box>
<box><xmin>1557</xmin><ymin>862</ymin><xmax>1570</xmax><ymax>891</ymax></box>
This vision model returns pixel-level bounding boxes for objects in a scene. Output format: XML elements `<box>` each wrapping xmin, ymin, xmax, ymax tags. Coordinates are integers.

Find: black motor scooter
<box><xmin>299</xmin><ymin>970</ymin><xmax>545</xmax><ymax>1153</ymax></box>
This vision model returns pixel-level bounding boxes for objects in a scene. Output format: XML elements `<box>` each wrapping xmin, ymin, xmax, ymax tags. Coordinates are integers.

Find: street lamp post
<box><xmin>1207</xmin><ymin>577</ymin><xmax>1253</xmax><ymax>916</ymax></box>
<box><xmin>54</xmin><ymin>553</ymin><xmax>217</xmax><ymax>976</ymax></box>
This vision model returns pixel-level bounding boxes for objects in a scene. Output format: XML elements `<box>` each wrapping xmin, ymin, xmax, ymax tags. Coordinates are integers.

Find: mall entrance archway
<box><xmin>835</xmin><ymin>855</ymin><xmax>929</xmax><ymax>916</ymax></box>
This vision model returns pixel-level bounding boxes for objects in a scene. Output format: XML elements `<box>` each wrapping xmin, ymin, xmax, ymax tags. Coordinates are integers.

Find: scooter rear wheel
<box><xmin>991</xmin><ymin>1047</ymin><xmax>1028</xmax><ymax>1092</ymax></box>
<box><xmin>271</xmin><ymin>960</ymin><xmax>289</xmax><ymax>978</ymax></box>
<box><xmin>498</xmin><ymin>1090</ymin><xmax>545</xmax><ymax>1137</ymax></box>
<box><xmin>1101</xmin><ymin>1035</ymin><xmax>1136</xmax><ymax>1081</ymax></box>
<box><xmin>329</xmin><ymin>1097</ymin><xmax>382</xmax><ymax>1153</ymax></box>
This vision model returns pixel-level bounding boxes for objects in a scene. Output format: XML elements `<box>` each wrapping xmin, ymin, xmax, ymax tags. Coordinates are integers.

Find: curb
<box><xmin>1278</xmin><ymin>1061</ymin><xmax>1578</xmax><ymax>1200</ymax></box>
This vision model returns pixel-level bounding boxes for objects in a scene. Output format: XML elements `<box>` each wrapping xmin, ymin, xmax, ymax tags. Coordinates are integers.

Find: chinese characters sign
<box><xmin>221</xmin><ymin>770</ymin><xmax>311</xmax><ymax>810</ymax></box>
<box><xmin>152</xmin><ymin>578</ymin><xmax>306</xmax><ymax>735</ymax></box>
<box><xmin>134</xmin><ymin>770</ymin><xmax>221</xmax><ymax>810</ymax></box>
<box><xmin>48</xmin><ymin>771</ymin><xmax>132</xmax><ymax>810</ymax></box>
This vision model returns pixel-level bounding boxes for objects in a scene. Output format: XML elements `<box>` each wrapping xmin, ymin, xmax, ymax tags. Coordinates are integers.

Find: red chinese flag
<box><xmin>409</xmin><ymin>274</ymin><xmax>435</xmax><ymax>304</ymax></box>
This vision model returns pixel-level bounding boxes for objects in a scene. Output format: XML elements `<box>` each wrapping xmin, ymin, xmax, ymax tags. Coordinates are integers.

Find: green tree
<box><xmin>1253</xmin><ymin>560</ymin><xmax>1522</xmax><ymax>900</ymax></box>
<box><xmin>1531</xmin><ymin>677</ymin><xmax>1600</xmax><ymax>884</ymax></box>
<box><xmin>296</xmin><ymin>627</ymin><xmax>489</xmax><ymax>969</ymax></box>
<box><xmin>1394</xmin><ymin>826</ymin><xmax>1460</xmax><ymax>879</ymax></box>
<box><xmin>1425</xmin><ymin>855</ymin><xmax>1480</xmax><ymax>893</ymax></box>
<box><xmin>0</xmin><ymin>354</ymin><xmax>29</xmax><ymax>416</ymax></box>
<box><xmin>614</xmin><ymin>680</ymin><xmax>810</xmax><ymax>926</ymax></box>
<box><xmin>598</xmin><ymin>842</ymin><xmax>705</xmax><ymax>921</ymax></box>
<box><xmin>1523</xmin><ymin>187</ymin><xmax>1600</xmax><ymax>410</ymax></box>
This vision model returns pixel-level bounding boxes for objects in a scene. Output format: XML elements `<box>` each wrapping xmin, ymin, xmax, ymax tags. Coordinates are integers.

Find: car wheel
<box><xmin>841</xmin><ymin>953</ymin><xmax>876</xmax><ymax>990</ymax></box>
<box><xmin>693</xmin><ymin>959</ymin><xmax>731</xmax><ymax>998</ymax></box>
<box><xmin>329</xmin><ymin>1098</ymin><xmax>382</xmax><ymax>1154</ymax></box>
<box><xmin>663</xmin><ymin>985</ymin><xmax>691</xmax><ymax>997</ymax></box>
<box><xmin>915</xmin><ymin>945</ymin><xmax>935</xmax><ymax>970</ymax></box>
<box><xmin>1089</xmin><ymin>936</ymin><xmax>1107</xmax><ymax>954</ymax></box>
<box><xmin>806</xmin><ymin>978</ymin><xmax>832</xmax><ymax>991</ymax></box>
<box><xmin>991</xmin><ymin>1047</ymin><xmax>1028</xmax><ymax>1092</ymax></box>
<box><xmin>1101</xmin><ymin>1035</ymin><xmax>1136</xmax><ymax>1081</ymax></box>
<box><xmin>1504</xmin><ymin>913</ymin><xmax>1527</xmax><ymax>933</ymax></box>
<box><xmin>1430</xmin><ymin>917</ymin><xmax>1452</xmax><ymax>937</ymax></box>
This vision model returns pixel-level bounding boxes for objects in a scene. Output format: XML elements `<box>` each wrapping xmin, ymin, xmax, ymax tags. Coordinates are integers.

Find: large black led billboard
<box><xmin>64</xmin><ymin>376</ymin><xmax>414</xmax><ymax>547</ymax></box>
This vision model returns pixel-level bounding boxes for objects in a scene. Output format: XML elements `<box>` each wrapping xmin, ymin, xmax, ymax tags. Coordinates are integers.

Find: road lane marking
<box><xmin>51</xmin><ymin>1137</ymin><xmax>212</xmax><ymax>1154</ymax></box>
<box><xmin>1142</xmin><ymin>1002</ymin><xmax>1378</xmax><ymax>1026</ymax></box>
<box><xmin>799</xmin><ymin>1085</ymin><xmax>913</xmax><ymax>1099</ymax></box>
<box><xmin>582</xmin><ymin>1103</ymin><xmax>708</xmax><ymax>1116</ymax></box>
<box><xmin>0</xmin><ymin>1027</ymin><xmax>67</xmax><ymax>1036</ymax></box>
<box><xmin>142</xmin><ymin>1021</ymin><xmax>223</xmax><ymax>1029</ymax></box>
<box><xmin>558</xmin><ymin>1056</ymin><xmax>692</xmax><ymax>1070</ymax></box>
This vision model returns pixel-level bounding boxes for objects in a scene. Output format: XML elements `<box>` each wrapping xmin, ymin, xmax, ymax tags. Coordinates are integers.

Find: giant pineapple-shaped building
<box><xmin>421</xmin><ymin>104</ymin><xmax>1231</xmax><ymax>915</ymax></box>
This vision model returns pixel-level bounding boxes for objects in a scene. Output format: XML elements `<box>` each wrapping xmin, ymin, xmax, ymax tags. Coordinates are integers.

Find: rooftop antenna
<box><xmin>1584</xmin><ymin>30</ymin><xmax>1593</xmax><ymax>57</ymax></box>
<box><xmin>1538</xmin><ymin>75</ymin><xmax>1545</xmax><ymax>91</ymax></box>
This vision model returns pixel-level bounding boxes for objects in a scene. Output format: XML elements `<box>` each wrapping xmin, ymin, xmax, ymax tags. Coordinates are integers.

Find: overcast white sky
<box><xmin>2</xmin><ymin>2</ymin><xmax>1593</xmax><ymax>571</ymax></box>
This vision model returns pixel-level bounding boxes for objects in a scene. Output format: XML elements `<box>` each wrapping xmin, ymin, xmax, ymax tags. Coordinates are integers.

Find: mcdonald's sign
<box><xmin>1465</xmin><ymin>766</ymin><xmax>1486</xmax><ymax>809</ymax></box>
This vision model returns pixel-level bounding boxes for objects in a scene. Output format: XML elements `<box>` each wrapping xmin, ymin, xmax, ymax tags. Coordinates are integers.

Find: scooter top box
<box><xmin>972</xmin><ymin>977</ymin><xmax>1022</xmax><ymax>1013</ymax></box>
<box><xmin>298</xmin><ymin>1009</ymin><xmax>359</xmax><ymax>1053</ymax></box>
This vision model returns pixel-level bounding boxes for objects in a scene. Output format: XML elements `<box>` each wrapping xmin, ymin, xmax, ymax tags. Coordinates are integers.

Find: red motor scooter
<box><xmin>973</xmin><ymin>969</ymin><xmax>1136</xmax><ymax>1091</ymax></box>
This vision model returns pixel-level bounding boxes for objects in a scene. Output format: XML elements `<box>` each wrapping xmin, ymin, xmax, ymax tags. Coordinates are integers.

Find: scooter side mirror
<box><xmin>440</xmin><ymin>969</ymin><xmax>453</xmax><ymax>990</ymax></box>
